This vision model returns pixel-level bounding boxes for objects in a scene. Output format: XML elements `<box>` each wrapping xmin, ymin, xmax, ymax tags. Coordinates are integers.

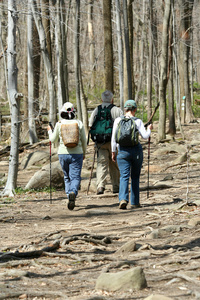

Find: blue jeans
<box><xmin>117</xmin><ymin>144</ymin><xmax>143</xmax><ymax>205</ymax></box>
<box><xmin>59</xmin><ymin>154</ymin><xmax>83</xmax><ymax>197</ymax></box>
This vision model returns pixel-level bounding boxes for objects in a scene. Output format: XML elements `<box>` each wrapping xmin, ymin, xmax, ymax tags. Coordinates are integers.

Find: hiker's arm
<box><xmin>136</xmin><ymin>119</ymin><xmax>152</xmax><ymax>139</ymax></box>
<box><xmin>88</xmin><ymin>107</ymin><xmax>98</xmax><ymax>127</ymax></box>
<box><xmin>80</xmin><ymin>123</ymin><xmax>87</xmax><ymax>158</ymax></box>
<box><xmin>112</xmin><ymin>152</ymin><xmax>116</xmax><ymax>162</ymax></box>
<box><xmin>47</xmin><ymin>122</ymin><xmax>59</xmax><ymax>143</ymax></box>
<box><xmin>111</xmin><ymin>118</ymin><xmax>120</xmax><ymax>161</ymax></box>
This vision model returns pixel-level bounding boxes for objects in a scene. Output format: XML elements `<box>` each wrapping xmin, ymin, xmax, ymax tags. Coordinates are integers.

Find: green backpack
<box><xmin>90</xmin><ymin>104</ymin><xmax>114</xmax><ymax>143</ymax></box>
<box><xmin>115</xmin><ymin>116</ymin><xmax>139</xmax><ymax>147</ymax></box>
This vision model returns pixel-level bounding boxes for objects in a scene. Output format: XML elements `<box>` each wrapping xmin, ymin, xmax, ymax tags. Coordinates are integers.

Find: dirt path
<box><xmin>0</xmin><ymin>122</ymin><xmax>200</xmax><ymax>300</ymax></box>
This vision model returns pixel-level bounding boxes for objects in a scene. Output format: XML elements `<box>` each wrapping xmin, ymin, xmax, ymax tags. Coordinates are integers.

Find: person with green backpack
<box><xmin>89</xmin><ymin>90</ymin><xmax>123</xmax><ymax>195</ymax></box>
<box><xmin>111</xmin><ymin>100</ymin><xmax>153</xmax><ymax>210</ymax></box>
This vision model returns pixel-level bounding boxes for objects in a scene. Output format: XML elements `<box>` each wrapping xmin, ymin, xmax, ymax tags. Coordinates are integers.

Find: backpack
<box><xmin>115</xmin><ymin>116</ymin><xmax>139</xmax><ymax>147</ymax></box>
<box><xmin>90</xmin><ymin>104</ymin><xmax>114</xmax><ymax>143</ymax></box>
<box><xmin>61</xmin><ymin>122</ymin><xmax>79</xmax><ymax>148</ymax></box>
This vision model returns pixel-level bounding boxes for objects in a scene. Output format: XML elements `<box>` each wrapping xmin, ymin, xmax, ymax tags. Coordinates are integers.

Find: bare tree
<box><xmin>55</xmin><ymin>0</ymin><xmax>66</xmax><ymax>112</ymax></box>
<box><xmin>115</xmin><ymin>0</ymin><xmax>124</xmax><ymax>109</ymax></box>
<box><xmin>74</xmin><ymin>0</ymin><xmax>82</xmax><ymax>120</ymax></box>
<box><xmin>31</xmin><ymin>0</ymin><xmax>56</xmax><ymax>126</ymax></box>
<box><xmin>2</xmin><ymin>0</ymin><xmax>22</xmax><ymax>197</ymax></box>
<box><xmin>123</xmin><ymin>0</ymin><xmax>132</xmax><ymax>99</ymax></box>
<box><xmin>28</xmin><ymin>0</ymin><xmax>38</xmax><ymax>144</ymax></box>
<box><xmin>158</xmin><ymin>0</ymin><xmax>171</xmax><ymax>141</ymax></box>
<box><xmin>167</xmin><ymin>6</ymin><xmax>176</xmax><ymax>136</ymax></box>
<box><xmin>88</xmin><ymin>0</ymin><xmax>96</xmax><ymax>88</ymax></box>
<box><xmin>178</xmin><ymin>0</ymin><xmax>195</xmax><ymax>123</ymax></box>
<box><xmin>147</xmin><ymin>0</ymin><xmax>153</xmax><ymax>119</ymax></box>
<box><xmin>103</xmin><ymin>0</ymin><xmax>113</xmax><ymax>92</ymax></box>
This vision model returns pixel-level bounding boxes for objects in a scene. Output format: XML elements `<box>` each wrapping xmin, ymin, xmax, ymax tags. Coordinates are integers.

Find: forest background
<box><xmin>0</xmin><ymin>0</ymin><xmax>200</xmax><ymax>196</ymax></box>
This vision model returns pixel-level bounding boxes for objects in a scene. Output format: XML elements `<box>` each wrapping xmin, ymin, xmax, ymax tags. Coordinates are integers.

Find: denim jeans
<box><xmin>59</xmin><ymin>154</ymin><xmax>83</xmax><ymax>197</ymax></box>
<box><xmin>117</xmin><ymin>143</ymin><xmax>143</xmax><ymax>205</ymax></box>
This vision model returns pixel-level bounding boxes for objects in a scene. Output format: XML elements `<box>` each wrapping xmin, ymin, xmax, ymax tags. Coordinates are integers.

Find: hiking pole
<box><xmin>87</xmin><ymin>143</ymin><xmax>97</xmax><ymax>195</ymax></box>
<box><xmin>49</xmin><ymin>122</ymin><xmax>54</xmax><ymax>204</ymax></box>
<box><xmin>144</xmin><ymin>103</ymin><xmax>159</xmax><ymax>199</ymax></box>
<box><xmin>147</xmin><ymin>136</ymin><xmax>151</xmax><ymax>199</ymax></box>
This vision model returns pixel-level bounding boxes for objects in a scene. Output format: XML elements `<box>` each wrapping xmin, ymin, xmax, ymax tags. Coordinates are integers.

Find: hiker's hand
<box><xmin>148</xmin><ymin>124</ymin><xmax>153</xmax><ymax>130</ymax></box>
<box><xmin>112</xmin><ymin>152</ymin><xmax>116</xmax><ymax>162</ymax></box>
<box><xmin>47</xmin><ymin>125</ymin><xmax>51</xmax><ymax>131</ymax></box>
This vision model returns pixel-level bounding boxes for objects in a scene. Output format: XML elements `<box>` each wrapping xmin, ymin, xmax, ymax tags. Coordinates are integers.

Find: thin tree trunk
<box><xmin>123</xmin><ymin>0</ymin><xmax>132</xmax><ymax>99</ymax></box>
<box><xmin>135</xmin><ymin>0</ymin><xmax>145</xmax><ymax>103</ymax></box>
<box><xmin>115</xmin><ymin>0</ymin><xmax>124</xmax><ymax>109</ymax></box>
<box><xmin>2</xmin><ymin>0</ymin><xmax>22</xmax><ymax>197</ymax></box>
<box><xmin>63</xmin><ymin>0</ymin><xmax>71</xmax><ymax>103</ymax></box>
<box><xmin>128</xmin><ymin>0</ymin><xmax>134</xmax><ymax>99</ymax></box>
<box><xmin>31</xmin><ymin>0</ymin><xmax>56</xmax><ymax>126</ymax></box>
<box><xmin>74</xmin><ymin>0</ymin><xmax>82</xmax><ymax>121</ymax></box>
<box><xmin>147</xmin><ymin>0</ymin><xmax>153</xmax><ymax>119</ymax></box>
<box><xmin>56</xmin><ymin>0</ymin><xmax>66</xmax><ymax>112</ymax></box>
<box><xmin>103</xmin><ymin>0</ymin><xmax>113</xmax><ymax>92</ymax></box>
<box><xmin>172</xmin><ymin>3</ymin><xmax>184</xmax><ymax>138</ymax></box>
<box><xmin>158</xmin><ymin>0</ymin><xmax>171</xmax><ymax>141</ymax></box>
<box><xmin>168</xmin><ymin>8</ymin><xmax>176</xmax><ymax>136</ymax></box>
<box><xmin>88</xmin><ymin>0</ymin><xmax>96</xmax><ymax>88</ymax></box>
<box><xmin>179</xmin><ymin>0</ymin><xmax>194</xmax><ymax>123</ymax></box>
<box><xmin>0</xmin><ymin>6</ymin><xmax>8</xmax><ymax>102</ymax></box>
<box><xmin>28</xmin><ymin>0</ymin><xmax>38</xmax><ymax>144</ymax></box>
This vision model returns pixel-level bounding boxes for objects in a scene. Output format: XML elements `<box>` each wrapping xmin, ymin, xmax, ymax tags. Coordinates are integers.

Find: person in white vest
<box><xmin>47</xmin><ymin>102</ymin><xmax>87</xmax><ymax>210</ymax></box>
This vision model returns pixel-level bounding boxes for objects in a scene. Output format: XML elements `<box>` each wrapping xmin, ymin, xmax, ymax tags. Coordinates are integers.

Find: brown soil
<box><xmin>0</xmin><ymin>121</ymin><xmax>200</xmax><ymax>300</ymax></box>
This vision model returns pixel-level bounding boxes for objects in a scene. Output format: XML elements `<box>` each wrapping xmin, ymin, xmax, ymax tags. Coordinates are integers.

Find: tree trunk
<box><xmin>63</xmin><ymin>0</ymin><xmax>71</xmax><ymax>103</ymax></box>
<box><xmin>147</xmin><ymin>0</ymin><xmax>153</xmax><ymax>120</ymax></box>
<box><xmin>0</xmin><ymin>5</ymin><xmax>8</xmax><ymax>101</ymax></box>
<box><xmin>31</xmin><ymin>0</ymin><xmax>56</xmax><ymax>126</ymax></box>
<box><xmin>74</xmin><ymin>0</ymin><xmax>82</xmax><ymax>121</ymax></box>
<box><xmin>128</xmin><ymin>0</ymin><xmax>135</xmax><ymax>99</ymax></box>
<box><xmin>115</xmin><ymin>0</ymin><xmax>124</xmax><ymax>109</ymax></box>
<box><xmin>158</xmin><ymin>0</ymin><xmax>171</xmax><ymax>141</ymax></box>
<box><xmin>167</xmin><ymin>9</ymin><xmax>176</xmax><ymax>136</ymax></box>
<box><xmin>123</xmin><ymin>0</ymin><xmax>132</xmax><ymax>99</ymax></box>
<box><xmin>2</xmin><ymin>0</ymin><xmax>22</xmax><ymax>197</ymax></box>
<box><xmin>179</xmin><ymin>0</ymin><xmax>194</xmax><ymax>123</ymax></box>
<box><xmin>103</xmin><ymin>0</ymin><xmax>113</xmax><ymax>92</ymax></box>
<box><xmin>135</xmin><ymin>0</ymin><xmax>146</xmax><ymax>104</ymax></box>
<box><xmin>56</xmin><ymin>0</ymin><xmax>66</xmax><ymax>112</ymax></box>
<box><xmin>88</xmin><ymin>0</ymin><xmax>96</xmax><ymax>88</ymax></box>
<box><xmin>28</xmin><ymin>0</ymin><xmax>38</xmax><ymax>144</ymax></box>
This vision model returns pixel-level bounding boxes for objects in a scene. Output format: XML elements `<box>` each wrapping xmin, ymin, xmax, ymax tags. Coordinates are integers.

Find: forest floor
<box><xmin>0</xmin><ymin>120</ymin><xmax>200</xmax><ymax>300</ymax></box>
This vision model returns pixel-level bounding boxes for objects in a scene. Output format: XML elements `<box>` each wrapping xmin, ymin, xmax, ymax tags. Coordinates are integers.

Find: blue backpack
<box><xmin>115</xmin><ymin>116</ymin><xmax>139</xmax><ymax>147</ymax></box>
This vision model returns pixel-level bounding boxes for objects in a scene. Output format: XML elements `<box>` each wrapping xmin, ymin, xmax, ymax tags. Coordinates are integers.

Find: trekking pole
<box><xmin>147</xmin><ymin>136</ymin><xmax>151</xmax><ymax>199</ymax></box>
<box><xmin>87</xmin><ymin>143</ymin><xmax>97</xmax><ymax>195</ymax></box>
<box><xmin>144</xmin><ymin>103</ymin><xmax>159</xmax><ymax>199</ymax></box>
<box><xmin>49</xmin><ymin>122</ymin><xmax>54</xmax><ymax>204</ymax></box>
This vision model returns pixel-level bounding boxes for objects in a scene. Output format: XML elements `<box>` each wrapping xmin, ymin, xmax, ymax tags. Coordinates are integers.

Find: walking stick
<box><xmin>49</xmin><ymin>122</ymin><xmax>54</xmax><ymax>204</ymax></box>
<box><xmin>86</xmin><ymin>143</ymin><xmax>97</xmax><ymax>195</ymax></box>
<box><xmin>144</xmin><ymin>102</ymin><xmax>159</xmax><ymax>199</ymax></box>
<box><xmin>49</xmin><ymin>140</ymin><xmax>52</xmax><ymax>204</ymax></box>
<box><xmin>147</xmin><ymin>136</ymin><xmax>151</xmax><ymax>199</ymax></box>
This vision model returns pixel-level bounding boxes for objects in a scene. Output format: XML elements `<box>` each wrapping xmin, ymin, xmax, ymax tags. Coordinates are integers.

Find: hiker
<box><xmin>47</xmin><ymin>102</ymin><xmax>87</xmax><ymax>210</ymax></box>
<box><xmin>111</xmin><ymin>99</ymin><xmax>153</xmax><ymax>210</ymax></box>
<box><xmin>89</xmin><ymin>90</ymin><xmax>123</xmax><ymax>195</ymax></box>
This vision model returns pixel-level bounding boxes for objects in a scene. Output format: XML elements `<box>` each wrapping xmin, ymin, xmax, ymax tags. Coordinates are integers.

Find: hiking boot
<box><xmin>97</xmin><ymin>187</ymin><xmax>105</xmax><ymax>195</ymax></box>
<box><xmin>119</xmin><ymin>200</ymin><xmax>128</xmax><ymax>210</ymax></box>
<box><xmin>68</xmin><ymin>192</ymin><xmax>76</xmax><ymax>210</ymax></box>
<box><xmin>130</xmin><ymin>204</ymin><xmax>141</xmax><ymax>209</ymax></box>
